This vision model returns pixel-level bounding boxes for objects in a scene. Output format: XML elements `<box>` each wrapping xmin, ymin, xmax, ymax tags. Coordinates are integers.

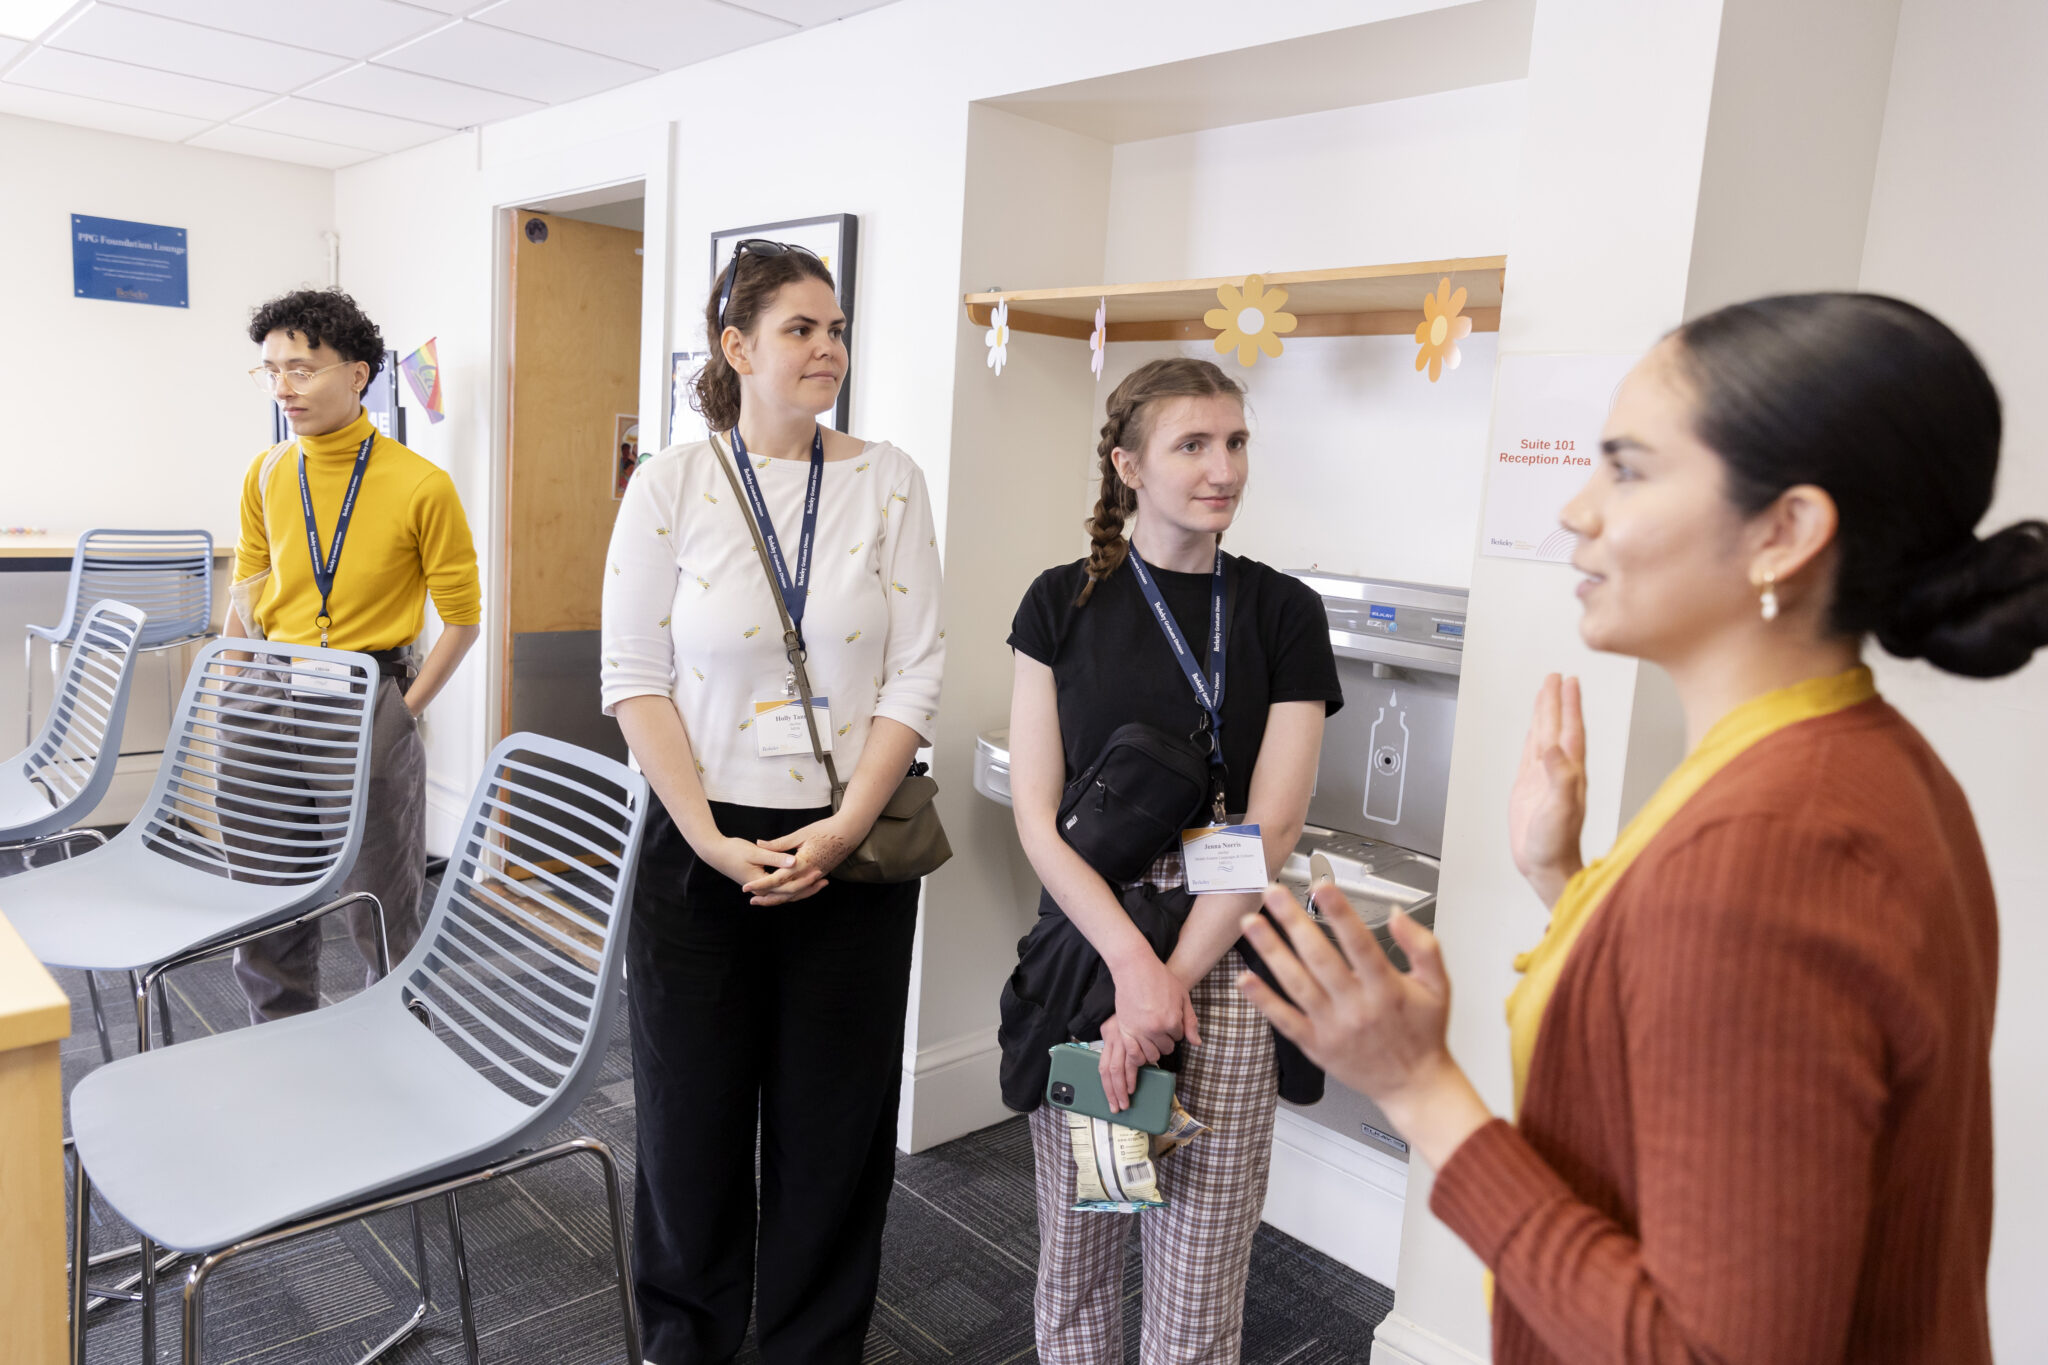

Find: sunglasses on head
<box><xmin>715</xmin><ymin>239</ymin><xmax>823</xmax><ymax>333</ymax></box>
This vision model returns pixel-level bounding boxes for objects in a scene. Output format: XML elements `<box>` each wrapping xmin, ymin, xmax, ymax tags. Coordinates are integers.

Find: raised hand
<box><xmin>1508</xmin><ymin>673</ymin><xmax>1587</xmax><ymax>907</ymax></box>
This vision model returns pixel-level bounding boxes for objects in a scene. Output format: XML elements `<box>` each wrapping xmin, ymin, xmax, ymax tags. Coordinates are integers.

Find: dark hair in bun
<box><xmin>1673</xmin><ymin>292</ymin><xmax>2048</xmax><ymax>679</ymax></box>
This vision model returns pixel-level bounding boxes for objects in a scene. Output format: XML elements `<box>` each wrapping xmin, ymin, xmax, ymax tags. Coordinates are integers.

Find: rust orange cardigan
<box><xmin>1432</xmin><ymin>699</ymin><xmax>1997</xmax><ymax>1364</ymax></box>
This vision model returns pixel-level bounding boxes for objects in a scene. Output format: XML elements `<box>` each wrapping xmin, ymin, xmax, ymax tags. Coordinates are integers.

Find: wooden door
<box><xmin>503</xmin><ymin>209</ymin><xmax>643</xmax><ymax>743</ymax></box>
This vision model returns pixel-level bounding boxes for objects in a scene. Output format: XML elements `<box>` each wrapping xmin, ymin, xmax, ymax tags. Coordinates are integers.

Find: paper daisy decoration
<box><xmin>1205</xmin><ymin>275</ymin><xmax>1297</xmax><ymax>367</ymax></box>
<box><xmin>985</xmin><ymin>297</ymin><xmax>1010</xmax><ymax>376</ymax></box>
<box><xmin>1089</xmin><ymin>297</ymin><xmax>1107</xmax><ymax>380</ymax></box>
<box><xmin>1414</xmin><ymin>277</ymin><xmax>1473</xmax><ymax>383</ymax></box>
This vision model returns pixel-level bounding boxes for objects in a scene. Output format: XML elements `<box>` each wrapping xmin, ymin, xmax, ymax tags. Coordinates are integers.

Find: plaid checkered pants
<box><xmin>1029</xmin><ymin>947</ymin><xmax>1279</xmax><ymax>1364</ymax></box>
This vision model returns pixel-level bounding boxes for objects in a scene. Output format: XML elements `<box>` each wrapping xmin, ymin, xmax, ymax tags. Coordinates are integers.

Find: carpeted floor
<box><xmin>55</xmin><ymin>904</ymin><xmax>1394</xmax><ymax>1364</ymax></box>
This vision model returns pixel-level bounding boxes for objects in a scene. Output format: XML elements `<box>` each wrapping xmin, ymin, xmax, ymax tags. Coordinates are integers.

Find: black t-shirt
<box><xmin>1008</xmin><ymin>553</ymin><xmax>1343</xmax><ymax>813</ymax></box>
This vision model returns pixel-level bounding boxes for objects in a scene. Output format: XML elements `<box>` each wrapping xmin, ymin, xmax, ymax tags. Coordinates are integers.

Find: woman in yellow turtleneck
<box><xmin>226</xmin><ymin>287</ymin><xmax>480</xmax><ymax>1024</ymax></box>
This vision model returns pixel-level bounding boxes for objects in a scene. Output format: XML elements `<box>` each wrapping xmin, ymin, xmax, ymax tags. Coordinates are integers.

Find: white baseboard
<box><xmin>897</xmin><ymin>1025</ymin><xmax>1013</xmax><ymax>1154</ymax></box>
<box><xmin>1371</xmin><ymin>1312</ymin><xmax>1489</xmax><ymax>1365</ymax></box>
<box><xmin>1261</xmin><ymin>1108</ymin><xmax>1410</xmax><ymax>1287</ymax></box>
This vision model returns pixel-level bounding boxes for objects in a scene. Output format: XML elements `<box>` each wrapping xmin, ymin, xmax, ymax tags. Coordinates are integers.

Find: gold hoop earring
<box><xmin>1758</xmin><ymin>570</ymin><xmax>1779</xmax><ymax>622</ymax></box>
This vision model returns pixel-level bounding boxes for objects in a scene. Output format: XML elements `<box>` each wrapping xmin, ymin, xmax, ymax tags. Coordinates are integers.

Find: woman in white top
<box><xmin>600</xmin><ymin>241</ymin><xmax>943</xmax><ymax>1365</ymax></box>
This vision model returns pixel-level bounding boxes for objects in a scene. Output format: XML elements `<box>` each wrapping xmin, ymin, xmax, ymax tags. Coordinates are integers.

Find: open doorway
<box><xmin>500</xmin><ymin>183</ymin><xmax>646</xmax><ymax>761</ymax></box>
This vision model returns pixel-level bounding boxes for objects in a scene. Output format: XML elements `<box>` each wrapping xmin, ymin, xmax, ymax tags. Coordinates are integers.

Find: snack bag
<box><xmin>1066</xmin><ymin>1097</ymin><xmax>1211</xmax><ymax>1213</ymax></box>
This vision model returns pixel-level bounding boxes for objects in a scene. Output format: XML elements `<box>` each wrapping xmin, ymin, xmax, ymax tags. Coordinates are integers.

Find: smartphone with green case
<box><xmin>1045</xmin><ymin>1041</ymin><xmax>1176</xmax><ymax>1135</ymax></box>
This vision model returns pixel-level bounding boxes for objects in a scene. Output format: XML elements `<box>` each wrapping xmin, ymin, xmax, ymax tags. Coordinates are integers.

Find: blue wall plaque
<box><xmin>72</xmin><ymin>214</ymin><xmax>188</xmax><ymax>308</ymax></box>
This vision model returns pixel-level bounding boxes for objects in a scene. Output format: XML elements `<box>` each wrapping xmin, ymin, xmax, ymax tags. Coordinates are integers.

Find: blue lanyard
<box><xmin>1126</xmin><ymin>546</ymin><xmax>1228</xmax><ymax>771</ymax></box>
<box><xmin>297</xmin><ymin>430</ymin><xmax>375</xmax><ymax>647</ymax></box>
<box><xmin>729</xmin><ymin>425</ymin><xmax>824</xmax><ymax>645</ymax></box>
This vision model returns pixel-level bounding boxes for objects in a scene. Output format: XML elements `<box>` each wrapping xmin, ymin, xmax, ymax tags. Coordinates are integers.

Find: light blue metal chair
<box><xmin>24</xmin><ymin>529</ymin><xmax>216</xmax><ymax>747</ymax></box>
<box><xmin>0</xmin><ymin>599</ymin><xmax>147</xmax><ymax>858</ymax></box>
<box><xmin>67</xmin><ymin>733</ymin><xmax>650</xmax><ymax>1365</ymax></box>
<box><xmin>6</xmin><ymin>639</ymin><xmax>381</xmax><ymax>1064</ymax></box>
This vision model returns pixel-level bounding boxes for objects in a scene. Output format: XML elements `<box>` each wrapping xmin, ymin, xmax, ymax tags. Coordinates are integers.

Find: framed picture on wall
<box><xmin>668</xmin><ymin>349</ymin><xmax>709</xmax><ymax>447</ymax></box>
<box><xmin>709</xmin><ymin>214</ymin><xmax>858</xmax><ymax>432</ymax></box>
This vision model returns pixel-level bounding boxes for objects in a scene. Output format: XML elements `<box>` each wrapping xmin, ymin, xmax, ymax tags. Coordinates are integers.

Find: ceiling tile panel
<box><xmin>724</xmin><ymin>0</ymin><xmax>896</xmax><ymax>26</ymax></box>
<box><xmin>0</xmin><ymin>35</ymin><xmax>26</xmax><ymax>64</ymax></box>
<box><xmin>0</xmin><ymin>79</ymin><xmax>210</xmax><ymax>140</ymax></box>
<box><xmin>235</xmin><ymin>95</ymin><xmax>446</xmax><ymax>154</ymax></box>
<box><xmin>6</xmin><ymin>46</ymin><xmax>269</xmax><ymax>119</ymax></box>
<box><xmin>299</xmin><ymin>60</ymin><xmax>542</xmax><ymax>127</ymax></box>
<box><xmin>50</xmin><ymin>6</ymin><xmax>351</xmax><ymax>94</ymax></box>
<box><xmin>108</xmin><ymin>0</ymin><xmax>454</xmax><ymax>60</ymax></box>
<box><xmin>377</xmin><ymin>20</ymin><xmax>654</xmax><ymax>105</ymax></box>
<box><xmin>189</xmin><ymin>122</ymin><xmax>376</xmax><ymax>168</ymax></box>
<box><xmin>471</xmin><ymin>0</ymin><xmax>792</xmax><ymax>70</ymax></box>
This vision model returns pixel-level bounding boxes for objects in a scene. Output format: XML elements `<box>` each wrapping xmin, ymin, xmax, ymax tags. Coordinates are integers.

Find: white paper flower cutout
<box><xmin>1089</xmin><ymin>297</ymin><xmax>1106</xmax><ymax>380</ymax></box>
<box><xmin>985</xmin><ymin>298</ymin><xmax>1010</xmax><ymax>376</ymax></box>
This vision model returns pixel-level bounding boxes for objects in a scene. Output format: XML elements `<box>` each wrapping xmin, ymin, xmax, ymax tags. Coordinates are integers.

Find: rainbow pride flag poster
<box><xmin>400</xmin><ymin>338</ymin><xmax>444</xmax><ymax>424</ymax></box>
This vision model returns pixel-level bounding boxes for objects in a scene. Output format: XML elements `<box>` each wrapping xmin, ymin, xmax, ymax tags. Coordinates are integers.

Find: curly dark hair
<box><xmin>247</xmin><ymin>288</ymin><xmax>386</xmax><ymax>391</ymax></box>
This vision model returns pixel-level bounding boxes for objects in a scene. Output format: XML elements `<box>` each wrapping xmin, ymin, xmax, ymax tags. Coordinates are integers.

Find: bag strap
<box><xmin>258</xmin><ymin>440</ymin><xmax>295</xmax><ymax>519</ymax></box>
<box><xmin>709</xmin><ymin>432</ymin><xmax>848</xmax><ymax>805</ymax></box>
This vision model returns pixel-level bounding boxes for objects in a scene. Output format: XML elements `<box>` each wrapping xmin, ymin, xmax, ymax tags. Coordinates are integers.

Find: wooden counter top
<box><xmin>0</xmin><ymin>911</ymin><xmax>68</xmax><ymax>1052</ymax></box>
<box><xmin>0</xmin><ymin>533</ymin><xmax>236</xmax><ymax>560</ymax></box>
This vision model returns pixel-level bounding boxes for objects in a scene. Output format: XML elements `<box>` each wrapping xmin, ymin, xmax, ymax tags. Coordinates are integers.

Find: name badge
<box><xmin>290</xmin><ymin>656</ymin><xmax>356</xmax><ymax>697</ymax></box>
<box><xmin>753</xmin><ymin>697</ymin><xmax>833</xmax><ymax>758</ymax></box>
<box><xmin>1180</xmin><ymin>823</ymin><xmax>1265</xmax><ymax>895</ymax></box>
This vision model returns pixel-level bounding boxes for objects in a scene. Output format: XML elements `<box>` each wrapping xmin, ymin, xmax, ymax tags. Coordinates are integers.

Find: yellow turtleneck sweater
<box><xmin>235</xmin><ymin>408</ymin><xmax>481</xmax><ymax>651</ymax></box>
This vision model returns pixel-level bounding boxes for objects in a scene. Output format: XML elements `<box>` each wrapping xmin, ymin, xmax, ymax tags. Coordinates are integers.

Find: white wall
<box><xmin>0</xmin><ymin>114</ymin><xmax>335</xmax><ymax>536</ymax></box>
<box><xmin>1098</xmin><ymin>83</ymin><xmax>1525</xmax><ymax>588</ymax></box>
<box><xmin>1857</xmin><ymin>1</ymin><xmax>2048</xmax><ymax>1357</ymax></box>
<box><xmin>0</xmin><ymin>113</ymin><xmax>335</xmax><ymax>820</ymax></box>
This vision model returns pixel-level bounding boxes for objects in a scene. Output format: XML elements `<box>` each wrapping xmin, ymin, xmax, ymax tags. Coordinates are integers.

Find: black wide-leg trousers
<box><xmin>627</xmin><ymin>799</ymin><xmax>921</xmax><ymax>1365</ymax></box>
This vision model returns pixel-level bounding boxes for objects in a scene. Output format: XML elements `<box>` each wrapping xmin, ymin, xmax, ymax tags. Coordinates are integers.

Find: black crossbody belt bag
<box><xmin>1057</xmin><ymin>721</ymin><xmax>1211</xmax><ymax>885</ymax></box>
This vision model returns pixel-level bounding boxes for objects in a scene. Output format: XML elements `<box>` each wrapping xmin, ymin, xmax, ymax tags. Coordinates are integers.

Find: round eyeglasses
<box><xmin>249</xmin><ymin>361</ymin><xmax>353</xmax><ymax>394</ymax></box>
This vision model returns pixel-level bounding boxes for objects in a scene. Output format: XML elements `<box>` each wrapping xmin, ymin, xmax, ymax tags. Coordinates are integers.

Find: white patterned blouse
<box><xmin>599</xmin><ymin>437</ymin><xmax>944</xmax><ymax>809</ymax></box>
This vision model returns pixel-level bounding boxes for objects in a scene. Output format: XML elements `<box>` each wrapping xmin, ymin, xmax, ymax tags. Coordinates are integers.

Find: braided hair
<box><xmin>1076</xmin><ymin>357</ymin><xmax>1246</xmax><ymax>606</ymax></box>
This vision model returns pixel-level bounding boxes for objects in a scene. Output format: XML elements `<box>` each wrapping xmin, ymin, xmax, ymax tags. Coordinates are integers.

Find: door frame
<box><xmin>481</xmin><ymin>121</ymin><xmax>675</xmax><ymax>743</ymax></box>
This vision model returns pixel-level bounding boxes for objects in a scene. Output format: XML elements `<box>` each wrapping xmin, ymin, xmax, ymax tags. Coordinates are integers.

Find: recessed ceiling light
<box><xmin>0</xmin><ymin>0</ymin><xmax>79</xmax><ymax>43</ymax></box>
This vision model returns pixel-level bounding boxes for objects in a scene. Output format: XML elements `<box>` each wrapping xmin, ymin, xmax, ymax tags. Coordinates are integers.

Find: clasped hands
<box><xmin>700</xmin><ymin>811</ymin><xmax>861</xmax><ymax>906</ymax></box>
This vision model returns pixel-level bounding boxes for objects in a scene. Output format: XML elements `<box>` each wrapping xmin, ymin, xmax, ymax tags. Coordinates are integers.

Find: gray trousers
<box><xmin>233</xmin><ymin>674</ymin><xmax>427</xmax><ymax>1022</ymax></box>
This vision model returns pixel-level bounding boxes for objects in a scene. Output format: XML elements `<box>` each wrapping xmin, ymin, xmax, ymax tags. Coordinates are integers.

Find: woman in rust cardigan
<box><xmin>1237</xmin><ymin>293</ymin><xmax>2043</xmax><ymax>1364</ymax></box>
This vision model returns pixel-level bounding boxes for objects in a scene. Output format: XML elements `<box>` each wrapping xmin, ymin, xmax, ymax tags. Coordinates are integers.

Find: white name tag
<box><xmin>753</xmin><ymin>697</ymin><xmax>833</xmax><ymax>758</ymax></box>
<box><xmin>290</xmin><ymin>657</ymin><xmax>355</xmax><ymax>697</ymax></box>
<box><xmin>1180</xmin><ymin>823</ymin><xmax>1265</xmax><ymax>895</ymax></box>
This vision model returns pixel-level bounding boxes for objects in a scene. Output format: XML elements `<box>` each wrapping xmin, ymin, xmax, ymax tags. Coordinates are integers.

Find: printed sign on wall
<box><xmin>1480</xmin><ymin>352</ymin><xmax>1639</xmax><ymax>563</ymax></box>
<box><xmin>72</xmin><ymin>214</ymin><xmax>188</xmax><ymax>308</ymax></box>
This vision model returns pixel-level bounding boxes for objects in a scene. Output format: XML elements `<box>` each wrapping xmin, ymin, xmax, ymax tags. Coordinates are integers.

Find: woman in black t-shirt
<box><xmin>1003</xmin><ymin>357</ymin><xmax>1342</xmax><ymax>1362</ymax></box>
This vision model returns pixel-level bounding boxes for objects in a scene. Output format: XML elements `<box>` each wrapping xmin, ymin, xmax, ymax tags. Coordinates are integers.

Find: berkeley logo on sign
<box><xmin>72</xmin><ymin>214</ymin><xmax>188</xmax><ymax>308</ymax></box>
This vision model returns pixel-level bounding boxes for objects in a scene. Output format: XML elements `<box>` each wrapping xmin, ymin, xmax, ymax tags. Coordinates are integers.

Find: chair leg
<box><xmin>85</xmin><ymin>972</ymin><xmax>115</xmax><ymax>1064</ymax></box>
<box><xmin>71</xmin><ymin>1160</ymin><xmax>91</xmax><ymax>1365</ymax></box>
<box><xmin>153</xmin><ymin>976</ymin><xmax>176</xmax><ymax>1046</ymax></box>
<box><xmin>131</xmin><ymin>970</ymin><xmax>152</xmax><ymax>1053</ymax></box>
<box><xmin>584</xmin><ymin>1142</ymin><xmax>644</xmax><ymax>1365</ymax></box>
<box><xmin>140</xmin><ymin>1231</ymin><xmax>158</xmax><ymax>1364</ymax></box>
<box><xmin>444</xmin><ymin>1191</ymin><xmax>482</xmax><ymax>1365</ymax></box>
<box><xmin>180</xmin><ymin>1255</ymin><xmax>220</xmax><ymax>1365</ymax></box>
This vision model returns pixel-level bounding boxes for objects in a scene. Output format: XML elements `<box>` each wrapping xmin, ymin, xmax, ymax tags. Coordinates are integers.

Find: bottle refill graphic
<box><xmin>1363</xmin><ymin>691</ymin><xmax>1410</xmax><ymax>829</ymax></box>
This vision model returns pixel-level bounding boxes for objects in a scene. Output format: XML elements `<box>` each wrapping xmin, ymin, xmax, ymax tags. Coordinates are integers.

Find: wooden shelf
<box><xmin>964</xmin><ymin>256</ymin><xmax>1505</xmax><ymax>343</ymax></box>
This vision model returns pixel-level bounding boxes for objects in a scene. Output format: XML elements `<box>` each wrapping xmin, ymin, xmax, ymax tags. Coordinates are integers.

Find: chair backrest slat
<box><xmin>6</xmin><ymin>600</ymin><xmax>147</xmax><ymax>841</ymax></box>
<box><xmin>119</xmin><ymin>642</ymin><xmax>377</xmax><ymax>890</ymax></box>
<box><xmin>55</xmin><ymin>531</ymin><xmax>214</xmax><ymax>650</ymax></box>
<box><xmin>395</xmin><ymin>735</ymin><xmax>647</xmax><ymax>1118</ymax></box>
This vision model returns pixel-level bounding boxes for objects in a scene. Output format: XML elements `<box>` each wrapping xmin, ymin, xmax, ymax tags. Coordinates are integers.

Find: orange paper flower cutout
<box><xmin>1414</xmin><ymin>278</ymin><xmax>1473</xmax><ymax>382</ymax></box>
<box><xmin>1205</xmin><ymin>275</ymin><xmax>1297</xmax><ymax>366</ymax></box>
